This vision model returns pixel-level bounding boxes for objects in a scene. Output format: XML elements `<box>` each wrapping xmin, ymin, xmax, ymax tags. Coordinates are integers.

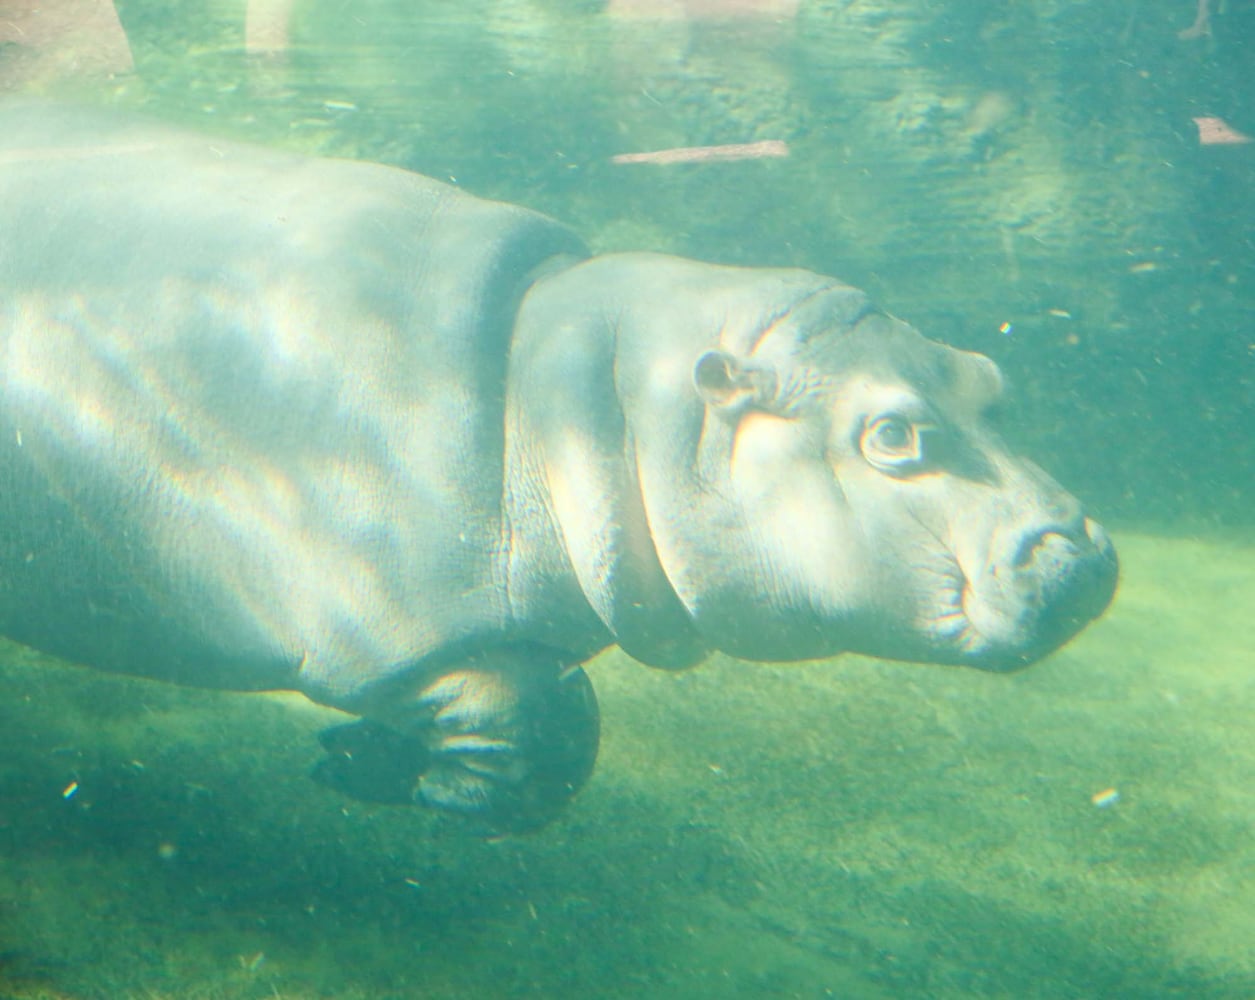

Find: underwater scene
<box><xmin>0</xmin><ymin>1</ymin><xmax>1251</xmax><ymax>997</ymax></box>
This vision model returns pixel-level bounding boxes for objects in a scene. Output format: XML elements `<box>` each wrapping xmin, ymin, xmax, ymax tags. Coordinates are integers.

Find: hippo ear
<box><xmin>693</xmin><ymin>349</ymin><xmax>777</xmax><ymax>414</ymax></box>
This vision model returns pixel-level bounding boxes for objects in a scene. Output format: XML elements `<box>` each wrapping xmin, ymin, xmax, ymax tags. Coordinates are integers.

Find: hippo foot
<box><xmin>312</xmin><ymin>720</ymin><xmax>431</xmax><ymax>805</ymax></box>
<box><xmin>314</xmin><ymin>649</ymin><xmax>600</xmax><ymax>833</ymax></box>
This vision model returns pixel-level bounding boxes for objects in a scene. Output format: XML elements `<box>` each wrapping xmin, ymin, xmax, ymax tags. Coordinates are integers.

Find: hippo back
<box><xmin>0</xmin><ymin>102</ymin><xmax>586</xmax><ymax>704</ymax></box>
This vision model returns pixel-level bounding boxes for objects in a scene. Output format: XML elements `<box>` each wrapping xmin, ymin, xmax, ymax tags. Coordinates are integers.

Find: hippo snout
<box><xmin>963</xmin><ymin>514</ymin><xmax>1118</xmax><ymax>671</ymax></box>
<box><xmin>1019</xmin><ymin>517</ymin><xmax>1117</xmax><ymax>614</ymax></box>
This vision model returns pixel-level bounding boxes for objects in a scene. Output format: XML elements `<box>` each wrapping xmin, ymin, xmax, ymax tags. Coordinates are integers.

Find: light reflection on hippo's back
<box><xmin>0</xmin><ymin>102</ymin><xmax>1117</xmax><ymax>833</ymax></box>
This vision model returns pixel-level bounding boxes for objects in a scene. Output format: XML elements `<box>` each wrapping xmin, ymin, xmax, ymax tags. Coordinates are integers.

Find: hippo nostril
<box><xmin>1009</xmin><ymin>509</ymin><xmax>1098</xmax><ymax>569</ymax></box>
<box><xmin>1011</xmin><ymin>529</ymin><xmax>1060</xmax><ymax>569</ymax></box>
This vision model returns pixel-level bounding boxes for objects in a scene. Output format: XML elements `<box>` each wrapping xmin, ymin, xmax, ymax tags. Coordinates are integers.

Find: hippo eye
<box><xmin>861</xmin><ymin>415</ymin><xmax>924</xmax><ymax>471</ymax></box>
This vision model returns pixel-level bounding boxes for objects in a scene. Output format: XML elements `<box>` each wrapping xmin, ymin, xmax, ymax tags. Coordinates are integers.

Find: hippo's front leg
<box><xmin>313</xmin><ymin>646</ymin><xmax>600</xmax><ymax>833</ymax></box>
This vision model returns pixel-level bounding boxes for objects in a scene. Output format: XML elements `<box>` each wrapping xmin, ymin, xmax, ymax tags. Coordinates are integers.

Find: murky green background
<box><xmin>1</xmin><ymin>2</ymin><xmax>1252</xmax><ymax>998</ymax></box>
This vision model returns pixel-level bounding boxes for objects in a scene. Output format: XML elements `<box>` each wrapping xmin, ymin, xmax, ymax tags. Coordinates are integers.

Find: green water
<box><xmin>1</xmin><ymin>2</ymin><xmax>1252</xmax><ymax>997</ymax></box>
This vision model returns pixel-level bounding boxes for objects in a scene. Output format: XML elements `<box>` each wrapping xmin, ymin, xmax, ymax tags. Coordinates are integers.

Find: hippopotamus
<box><xmin>0</xmin><ymin>102</ymin><xmax>1117</xmax><ymax>832</ymax></box>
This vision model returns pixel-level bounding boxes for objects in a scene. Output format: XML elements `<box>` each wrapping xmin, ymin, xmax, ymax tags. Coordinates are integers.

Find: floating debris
<box><xmin>612</xmin><ymin>140</ymin><xmax>789</xmax><ymax>165</ymax></box>
<box><xmin>1091</xmin><ymin>787</ymin><xmax>1120</xmax><ymax>808</ymax></box>
<box><xmin>1192</xmin><ymin>116</ymin><xmax>1252</xmax><ymax>146</ymax></box>
<box><xmin>240</xmin><ymin>952</ymin><xmax>266</xmax><ymax>973</ymax></box>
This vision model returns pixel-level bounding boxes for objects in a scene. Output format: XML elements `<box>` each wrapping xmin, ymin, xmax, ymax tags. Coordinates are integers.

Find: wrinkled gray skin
<box><xmin>0</xmin><ymin>104</ymin><xmax>1117</xmax><ymax>831</ymax></box>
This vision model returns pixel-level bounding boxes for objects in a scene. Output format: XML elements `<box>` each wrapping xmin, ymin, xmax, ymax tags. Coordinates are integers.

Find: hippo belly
<box><xmin>0</xmin><ymin>102</ymin><xmax>1116</xmax><ymax>832</ymax></box>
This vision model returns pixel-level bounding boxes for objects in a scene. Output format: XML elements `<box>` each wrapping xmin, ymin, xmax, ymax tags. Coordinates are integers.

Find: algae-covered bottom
<box><xmin>0</xmin><ymin>533</ymin><xmax>1251</xmax><ymax>999</ymax></box>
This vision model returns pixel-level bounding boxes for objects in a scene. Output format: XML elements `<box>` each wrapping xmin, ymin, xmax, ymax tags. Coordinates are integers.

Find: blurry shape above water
<box><xmin>244</xmin><ymin>0</ymin><xmax>298</xmax><ymax>56</ymax></box>
<box><xmin>0</xmin><ymin>0</ymin><xmax>297</xmax><ymax>82</ymax></box>
<box><xmin>0</xmin><ymin>0</ymin><xmax>133</xmax><ymax>89</ymax></box>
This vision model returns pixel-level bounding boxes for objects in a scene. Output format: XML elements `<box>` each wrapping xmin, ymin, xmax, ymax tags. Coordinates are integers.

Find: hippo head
<box><xmin>511</xmin><ymin>254</ymin><xmax>1118</xmax><ymax>673</ymax></box>
<box><xmin>680</xmin><ymin>300</ymin><xmax>1117</xmax><ymax>672</ymax></box>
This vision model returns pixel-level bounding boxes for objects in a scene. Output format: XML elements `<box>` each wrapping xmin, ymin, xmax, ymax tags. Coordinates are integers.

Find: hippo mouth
<box><xmin>926</xmin><ymin>519</ymin><xmax>1118</xmax><ymax>671</ymax></box>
